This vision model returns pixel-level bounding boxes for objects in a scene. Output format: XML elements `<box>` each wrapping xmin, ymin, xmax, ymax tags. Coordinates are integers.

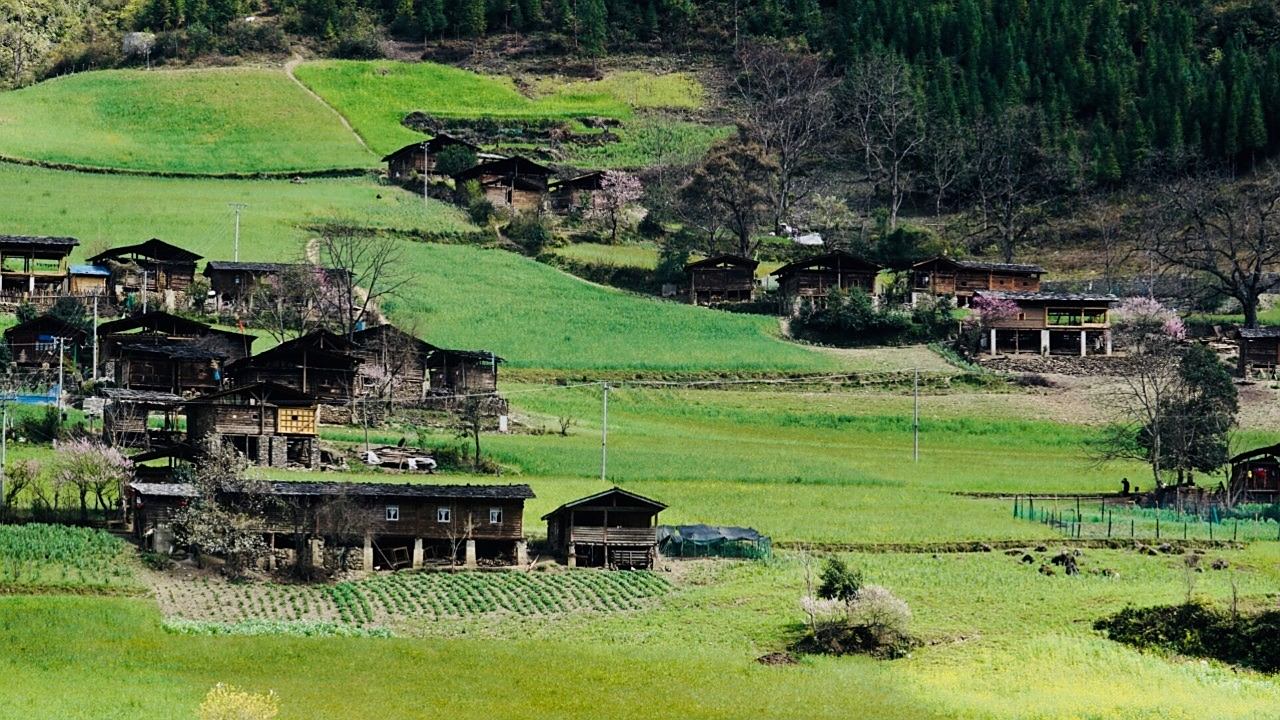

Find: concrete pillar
<box><xmin>567</xmin><ymin>545</ymin><xmax>577</xmax><ymax>568</ymax></box>
<box><xmin>1040</xmin><ymin>329</ymin><xmax>1050</xmax><ymax>356</ymax></box>
<box><xmin>989</xmin><ymin>328</ymin><xmax>998</xmax><ymax>355</ymax></box>
<box><xmin>1080</xmin><ymin>330</ymin><xmax>1087</xmax><ymax>357</ymax></box>
<box><xmin>309</xmin><ymin>537</ymin><xmax>325</xmax><ymax>568</ymax></box>
<box><xmin>362</xmin><ymin>534</ymin><xmax>374</xmax><ymax>571</ymax></box>
<box><xmin>412</xmin><ymin>538</ymin><xmax>424</xmax><ymax>568</ymax></box>
<box><xmin>464</xmin><ymin>539</ymin><xmax>477</xmax><ymax>568</ymax></box>
<box><xmin>515</xmin><ymin>540</ymin><xmax>528</xmax><ymax>567</ymax></box>
<box><xmin>153</xmin><ymin>526</ymin><xmax>174</xmax><ymax>555</ymax></box>
<box><xmin>1104</xmin><ymin>330</ymin><xmax>1113</xmax><ymax>356</ymax></box>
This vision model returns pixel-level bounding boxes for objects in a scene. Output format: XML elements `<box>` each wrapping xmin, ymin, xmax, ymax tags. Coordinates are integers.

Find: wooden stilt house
<box><xmin>543</xmin><ymin>488</ymin><xmax>666</xmax><ymax>569</ymax></box>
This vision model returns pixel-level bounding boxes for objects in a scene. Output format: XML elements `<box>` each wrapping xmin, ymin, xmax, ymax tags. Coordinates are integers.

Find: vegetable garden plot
<box><xmin>0</xmin><ymin>524</ymin><xmax>139</xmax><ymax>592</ymax></box>
<box><xmin>149</xmin><ymin>569</ymin><xmax>670</xmax><ymax>628</ymax></box>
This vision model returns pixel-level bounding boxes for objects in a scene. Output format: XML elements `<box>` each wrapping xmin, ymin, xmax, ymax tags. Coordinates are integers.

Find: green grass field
<box><xmin>0</xmin><ymin>163</ymin><xmax>471</xmax><ymax>262</ymax></box>
<box><xmin>0</xmin><ymin>68</ymin><xmax>374</xmax><ymax>174</ymax></box>
<box><xmin>293</xmin><ymin>61</ymin><xmax>721</xmax><ymax>167</ymax></box>
<box><xmin>381</xmin><ymin>242</ymin><xmax>845</xmax><ymax>373</ymax></box>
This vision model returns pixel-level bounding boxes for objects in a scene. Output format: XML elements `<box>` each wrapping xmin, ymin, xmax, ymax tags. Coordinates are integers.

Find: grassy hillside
<box><xmin>0</xmin><ymin>68</ymin><xmax>375</xmax><ymax>174</ymax></box>
<box><xmin>381</xmin><ymin>242</ymin><xmax>841</xmax><ymax>373</ymax></box>
<box><xmin>294</xmin><ymin>61</ymin><xmax>724</xmax><ymax>167</ymax></box>
<box><xmin>0</xmin><ymin>163</ymin><xmax>470</xmax><ymax>262</ymax></box>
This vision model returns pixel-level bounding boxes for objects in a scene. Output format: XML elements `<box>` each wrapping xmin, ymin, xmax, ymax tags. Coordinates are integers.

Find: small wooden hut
<box><xmin>770</xmin><ymin>251</ymin><xmax>882</xmax><ymax>315</ymax></box>
<box><xmin>1238</xmin><ymin>327</ymin><xmax>1280</xmax><ymax>374</ymax></box>
<box><xmin>453</xmin><ymin>156</ymin><xmax>554</xmax><ymax>212</ymax></box>
<box><xmin>543</xmin><ymin>487</ymin><xmax>666</xmax><ymax>569</ymax></box>
<box><xmin>68</xmin><ymin>265</ymin><xmax>111</xmax><ymax>297</ymax></box>
<box><xmin>382</xmin><ymin>134</ymin><xmax>481</xmax><ymax>182</ymax></box>
<box><xmin>100</xmin><ymin>387</ymin><xmax>184</xmax><ymax>449</ymax></box>
<box><xmin>910</xmin><ymin>256</ymin><xmax>1043</xmax><ymax>307</ymax></box>
<box><xmin>225</xmin><ymin>330</ymin><xmax>357</xmax><ymax>404</ymax></box>
<box><xmin>113</xmin><ymin>340</ymin><xmax>227</xmax><ymax>395</ymax></box>
<box><xmin>1229</xmin><ymin>444</ymin><xmax>1280</xmax><ymax>504</ymax></box>
<box><xmin>684</xmin><ymin>255</ymin><xmax>759</xmax><ymax>305</ymax></box>
<box><xmin>88</xmin><ymin>239</ymin><xmax>202</xmax><ymax>295</ymax></box>
<box><xmin>547</xmin><ymin>171</ymin><xmax>605</xmax><ymax>213</ymax></box>
<box><xmin>3</xmin><ymin>314</ymin><xmax>86</xmax><ymax>367</ymax></box>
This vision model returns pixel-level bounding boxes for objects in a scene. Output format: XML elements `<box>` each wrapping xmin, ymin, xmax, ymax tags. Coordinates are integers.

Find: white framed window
<box><xmin>437</xmin><ymin>507</ymin><xmax>451</xmax><ymax>523</ymax></box>
<box><xmin>385</xmin><ymin>505</ymin><xmax>400</xmax><ymax>522</ymax></box>
<box><xmin>489</xmin><ymin>507</ymin><xmax>502</xmax><ymax>524</ymax></box>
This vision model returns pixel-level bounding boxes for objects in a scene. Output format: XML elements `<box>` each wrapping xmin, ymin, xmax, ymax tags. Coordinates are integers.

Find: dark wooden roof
<box><xmin>350</xmin><ymin>324</ymin><xmax>504</xmax><ymax>364</ymax></box>
<box><xmin>88</xmin><ymin>238</ymin><xmax>201</xmax><ymax>264</ymax></box>
<box><xmin>1239</xmin><ymin>327</ymin><xmax>1280</xmax><ymax>339</ymax></box>
<box><xmin>911</xmin><ymin>256</ymin><xmax>1044</xmax><ymax>274</ymax></box>
<box><xmin>128</xmin><ymin>480</ymin><xmax>535</xmax><ymax>501</ymax></box>
<box><xmin>185</xmin><ymin>381</ymin><xmax>316</xmax><ymax>408</ymax></box>
<box><xmin>453</xmin><ymin>156</ymin><xmax>555</xmax><ymax>182</ymax></box>
<box><xmin>1231</xmin><ymin>443</ymin><xmax>1280</xmax><ymax>464</ymax></box>
<box><xmin>129</xmin><ymin>442</ymin><xmax>201</xmax><ymax>464</ymax></box>
<box><xmin>3</xmin><ymin>314</ymin><xmax>87</xmax><ymax>341</ymax></box>
<box><xmin>0</xmin><ymin>235</ymin><xmax>78</xmax><ymax>252</ymax></box>
<box><xmin>228</xmin><ymin>334</ymin><xmax>358</xmax><ymax>371</ymax></box>
<box><xmin>118</xmin><ymin>339</ymin><xmax>227</xmax><ymax>361</ymax></box>
<box><xmin>99</xmin><ymin>387</ymin><xmax>185</xmax><ymax>405</ymax></box>
<box><xmin>97</xmin><ymin>311</ymin><xmax>254</xmax><ymax>343</ymax></box>
<box><xmin>685</xmin><ymin>254</ymin><xmax>759</xmax><ymax>272</ymax></box>
<box><xmin>381</xmin><ymin>133</ymin><xmax>480</xmax><ymax>161</ymax></box>
<box><xmin>542</xmin><ymin>487</ymin><xmax>667</xmax><ymax>520</ymax></box>
<box><xmin>771</xmin><ymin>251</ymin><xmax>882</xmax><ymax>279</ymax></box>
<box><xmin>976</xmin><ymin>291</ymin><xmax>1117</xmax><ymax>304</ymax></box>
<box><xmin>203</xmin><ymin>261</ymin><xmax>301</xmax><ymax>274</ymax></box>
<box><xmin>548</xmin><ymin>171</ymin><xmax>605</xmax><ymax>192</ymax></box>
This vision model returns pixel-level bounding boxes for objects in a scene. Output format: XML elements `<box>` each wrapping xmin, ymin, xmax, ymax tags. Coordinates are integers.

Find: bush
<box><xmin>435</xmin><ymin>145</ymin><xmax>478</xmax><ymax>177</ymax></box>
<box><xmin>1095</xmin><ymin>602</ymin><xmax>1280</xmax><ymax>673</ymax></box>
<box><xmin>219</xmin><ymin>20</ymin><xmax>288</xmax><ymax>55</ymax></box>
<box><xmin>331</xmin><ymin>12</ymin><xmax>383</xmax><ymax>59</ymax></box>
<box><xmin>507</xmin><ymin>213</ymin><xmax>556</xmax><ymax>256</ymax></box>
<box><xmin>793</xmin><ymin>288</ymin><xmax>913</xmax><ymax>345</ymax></box>
<box><xmin>18</xmin><ymin>406</ymin><xmax>63</xmax><ymax>444</ymax></box>
<box><xmin>818</xmin><ymin>556</ymin><xmax>863</xmax><ymax>602</ymax></box>
<box><xmin>797</xmin><ymin>583</ymin><xmax>915</xmax><ymax>659</ymax></box>
<box><xmin>198</xmin><ymin>683</ymin><xmax>279</xmax><ymax>720</ymax></box>
<box><xmin>468</xmin><ymin>197</ymin><xmax>496</xmax><ymax>225</ymax></box>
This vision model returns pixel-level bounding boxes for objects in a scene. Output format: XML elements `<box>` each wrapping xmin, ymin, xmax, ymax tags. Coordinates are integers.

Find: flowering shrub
<box><xmin>1113</xmin><ymin>296</ymin><xmax>1185</xmax><ymax>340</ymax></box>
<box><xmin>197</xmin><ymin>684</ymin><xmax>279</xmax><ymax>720</ymax></box>
<box><xmin>968</xmin><ymin>294</ymin><xmax>1019</xmax><ymax>327</ymax></box>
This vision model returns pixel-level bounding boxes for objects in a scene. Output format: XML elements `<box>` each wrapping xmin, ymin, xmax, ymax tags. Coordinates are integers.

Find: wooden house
<box><xmin>543</xmin><ymin>487</ymin><xmax>666</xmax><ymax>569</ymax></box>
<box><xmin>203</xmin><ymin>262</ymin><xmax>347</xmax><ymax>311</ymax></box>
<box><xmin>88</xmin><ymin>239</ymin><xmax>202</xmax><ymax>296</ymax></box>
<box><xmin>185</xmin><ymin>382</ymin><xmax>320</xmax><ymax>469</ymax></box>
<box><xmin>225</xmin><ymin>330</ymin><xmax>357</xmax><ymax>404</ymax></box>
<box><xmin>125</xmin><ymin>480</ymin><xmax>535</xmax><ymax>569</ymax></box>
<box><xmin>349</xmin><ymin>324</ymin><xmax>500</xmax><ymax>404</ymax></box>
<box><xmin>684</xmin><ymin>255</ymin><xmax>758</xmax><ymax>305</ymax></box>
<box><xmin>1229</xmin><ymin>444</ymin><xmax>1280</xmax><ymax>504</ymax></box>
<box><xmin>98</xmin><ymin>311</ymin><xmax>255</xmax><ymax>365</ymax></box>
<box><xmin>3</xmin><ymin>314</ymin><xmax>86</xmax><ymax>368</ymax></box>
<box><xmin>453</xmin><ymin>156</ymin><xmax>554</xmax><ymax>212</ymax></box>
<box><xmin>973</xmin><ymin>291</ymin><xmax>1117</xmax><ymax>357</ymax></box>
<box><xmin>113</xmin><ymin>339</ymin><xmax>227</xmax><ymax>395</ymax></box>
<box><xmin>68</xmin><ymin>265</ymin><xmax>111</xmax><ymax>297</ymax></box>
<box><xmin>100</xmin><ymin>387</ymin><xmax>184</xmax><ymax>449</ymax></box>
<box><xmin>547</xmin><ymin>171</ymin><xmax>605</xmax><ymax>213</ymax></box>
<box><xmin>0</xmin><ymin>234</ymin><xmax>78</xmax><ymax>303</ymax></box>
<box><xmin>910</xmin><ymin>256</ymin><xmax>1043</xmax><ymax>307</ymax></box>
<box><xmin>382</xmin><ymin>134</ymin><xmax>481</xmax><ymax>182</ymax></box>
<box><xmin>770</xmin><ymin>251</ymin><xmax>882</xmax><ymax>314</ymax></box>
<box><xmin>1238</xmin><ymin>327</ymin><xmax>1280</xmax><ymax>374</ymax></box>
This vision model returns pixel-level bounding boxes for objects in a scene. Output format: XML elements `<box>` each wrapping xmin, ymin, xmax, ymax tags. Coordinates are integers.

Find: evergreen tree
<box><xmin>455</xmin><ymin>0</ymin><xmax>486</xmax><ymax>37</ymax></box>
<box><xmin>421</xmin><ymin>0</ymin><xmax>447</xmax><ymax>38</ymax></box>
<box><xmin>578</xmin><ymin>0</ymin><xmax>606</xmax><ymax>57</ymax></box>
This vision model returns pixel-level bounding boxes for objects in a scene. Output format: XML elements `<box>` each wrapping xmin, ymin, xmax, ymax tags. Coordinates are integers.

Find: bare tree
<box><xmin>452</xmin><ymin>396</ymin><xmax>491</xmax><ymax>471</ymax></box>
<box><xmin>734</xmin><ymin>42</ymin><xmax>838</xmax><ymax>226</ymax></box>
<box><xmin>966</xmin><ymin>109</ymin><xmax>1053</xmax><ymax>263</ymax></box>
<box><xmin>1147</xmin><ymin>166</ymin><xmax>1280</xmax><ymax>328</ymax></box>
<box><xmin>444</xmin><ymin>510</ymin><xmax>477</xmax><ymax>566</ymax></box>
<box><xmin>920</xmin><ymin>117</ymin><xmax>973</xmax><ymax>218</ymax></box>
<box><xmin>679</xmin><ymin>138</ymin><xmax>779</xmax><ymax>258</ymax></box>
<box><xmin>313</xmin><ymin>228</ymin><xmax>410</xmax><ymax>340</ymax></box>
<box><xmin>0</xmin><ymin>459</ymin><xmax>37</xmax><ymax>518</ymax></box>
<box><xmin>1086</xmin><ymin>197</ymin><xmax>1140</xmax><ymax>294</ymax></box>
<box><xmin>587</xmin><ymin>171</ymin><xmax>643</xmax><ymax>244</ymax></box>
<box><xmin>842</xmin><ymin>50</ymin><xmax>925</xmax><ymax>231</ymax></box>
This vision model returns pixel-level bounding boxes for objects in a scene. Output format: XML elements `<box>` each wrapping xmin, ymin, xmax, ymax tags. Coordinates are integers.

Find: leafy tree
<box><xmin>817</xmin><ymin>556</ymin><xmax>863</xmax><ymax>602</ymax></box>
<box><xmin>14</xmin><ymin>302</ymin><xmax>36</xmax><ymax>325</ymax></box>
<box><xmin>434</xmin><ymin>144</ymin><xmax>476</xmax><ymax>177</ymax></box>
<box><xmin>455</xmin><ymin>0</ymin><xmax>485</xmax><ymax>37</ymax></box>
<box><xmin>48</xmin><ymin>296</ymin><xmax>89</xmax><ymax>336</ymax></box>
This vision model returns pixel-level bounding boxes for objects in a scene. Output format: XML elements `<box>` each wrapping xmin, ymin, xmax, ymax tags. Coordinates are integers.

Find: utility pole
<box><xmin>56</xmin><ymin>337</ymin><xmax>64</xmax><ymax>412</ymax></box>
<box><xmin>600</xmin><ymin>382</ymin><xmax>609</xmax><ymax>483</ymax></box>
<box><xmin>229</xmin><ymin>203</ymin><xmax>248</xmax><ymax>261</ymax></box>
<box><xmin>912</xmin><ymin>368</ymin><xmax>920</xmax><ymax>463</ymax></box>
<box><xmin>420</xmin><ymin>141</ymin><xmax>430</xmax><ymax>207</ymax></box>
<box><xmin>0</xmin><ymin>394</ymin><xmax>8</xmax><ymax>513</ymax></box>
<box><xmin>141</xmin><ymin>270</ymin><xmax>148</xmax><ymax>314</ymax></box>
<box><xmin>91</xmin><ymin>295</ymin><xmax>98</xmax><ymax>381</ymax></box>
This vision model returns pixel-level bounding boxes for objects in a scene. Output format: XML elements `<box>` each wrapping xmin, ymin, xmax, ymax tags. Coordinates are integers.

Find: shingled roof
<box><xmin>128</xmin><ymin>481</ymin><xmax>535</xmax><ymax>500</ymax></box>
<box><xmin>0</xmin><ymin>235</ymin><xmax>78</xmax><ymax>251</ymax></box>
<box><xmin>88</xmin><ymin>238</ymin><xmax>201</xmax><ymax>264</ymax></box>
<box><xmin>976</xmin><ymin>291</ymin><xmax>1118</xmax><ymax>303</ymax></box>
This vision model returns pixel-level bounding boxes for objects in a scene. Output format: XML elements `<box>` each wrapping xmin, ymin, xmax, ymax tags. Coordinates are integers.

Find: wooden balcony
<box><xmin>570</xmin><ymin>527</ymin><xmax>656</xmax><ymax>545</ymax></box>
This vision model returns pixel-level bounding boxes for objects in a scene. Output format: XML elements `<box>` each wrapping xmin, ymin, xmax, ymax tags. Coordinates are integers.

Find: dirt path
<box><xmin>284</xmin><ymin>54</ymin><xmax>373</xmax><ymax>154</ymax></box>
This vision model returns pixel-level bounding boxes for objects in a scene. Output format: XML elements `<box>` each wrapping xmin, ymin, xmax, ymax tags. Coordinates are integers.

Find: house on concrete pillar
<box><xmin>974</xmin><ymin>291</ymin><xmax>1117</xmax><ymax>357</ymax></box>
<box><xmin>0</xmin><ymin>234</ymin><xmax>78</xmax><ymax>304</ymax></box>
<box><xmin>770</xmin><ymin>251</ymin><xmax>881</xmax><ymax>315</ymax></box>
<box><xmin>910</xmin><ymin>256</ymin><xmax>1043</xmax><ymax>307</ymax></box>
<box><xmin>124</xmin><ymin>480</ymin><xmax>535</xmax><ymax>570</ymax></box>
<box><xmin>184</xmin><ymin>381</ymin><xmax>321</xmax><ymax>469</ymax></box>
<box><xmin>382</xmin><ymin>134</ymin><xmax>481</xmax><ymax>182</ymax></box>
<box><xmin>542</xmin><ymin>487</ymin><xmax>666</xmax><ymax>569</ymax></box>
<box><xmin>684</xmin><ymin>255</ymin><xmax>759</xmax><ymax>306</ymax></box>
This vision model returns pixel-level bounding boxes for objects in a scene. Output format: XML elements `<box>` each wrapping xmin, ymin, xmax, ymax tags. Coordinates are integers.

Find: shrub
<box><xmin>1095</xmin><ymin>602</ymin><xmax>1280</xmax><ymax>673</ymax></box>
<box><xmin>507</xmin><ymin>212</ymin><xmax>556</xmax><ymax>256</ymax></box>
<box><xmin>15</xmin><ymin>303</ymin><xmax>37</xmax><ymax>325</ymax></box>
<box><xmin>435</xmin><ymin>145</ymin><xmax>478</xmax><ymax>178</ymax></box>
<box><xmin>817</xmin><ymin>557</ymin><xmax>863</xmax><ymax>602</ymax></box>
<box><xmin>794</xmin><ymin>288</ymin><xmax>913</xmax><ymax>345</ymax></box>
<box><xmin>198</xmin><ymin>683</ymin><xmax>279</xmax><ymax>720</ymax></box>
<box><xmin>797</xmin><ymin>583</ymin><xmax>915</xmax><ymax>658</ymax></box>
<box><xmin>331</xmin><ymin>12</ymin><xmax>383</xmax><ymax>59</ymax></box>
<box><xmin>18</xmin><ymin>406</ymin><xmax>63</xmax><ymax>444</ymax></box>
<box><xmin>468</xmin><ymin>197</ymin><xmax>496</xmax><ymax>225</ymax></box>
